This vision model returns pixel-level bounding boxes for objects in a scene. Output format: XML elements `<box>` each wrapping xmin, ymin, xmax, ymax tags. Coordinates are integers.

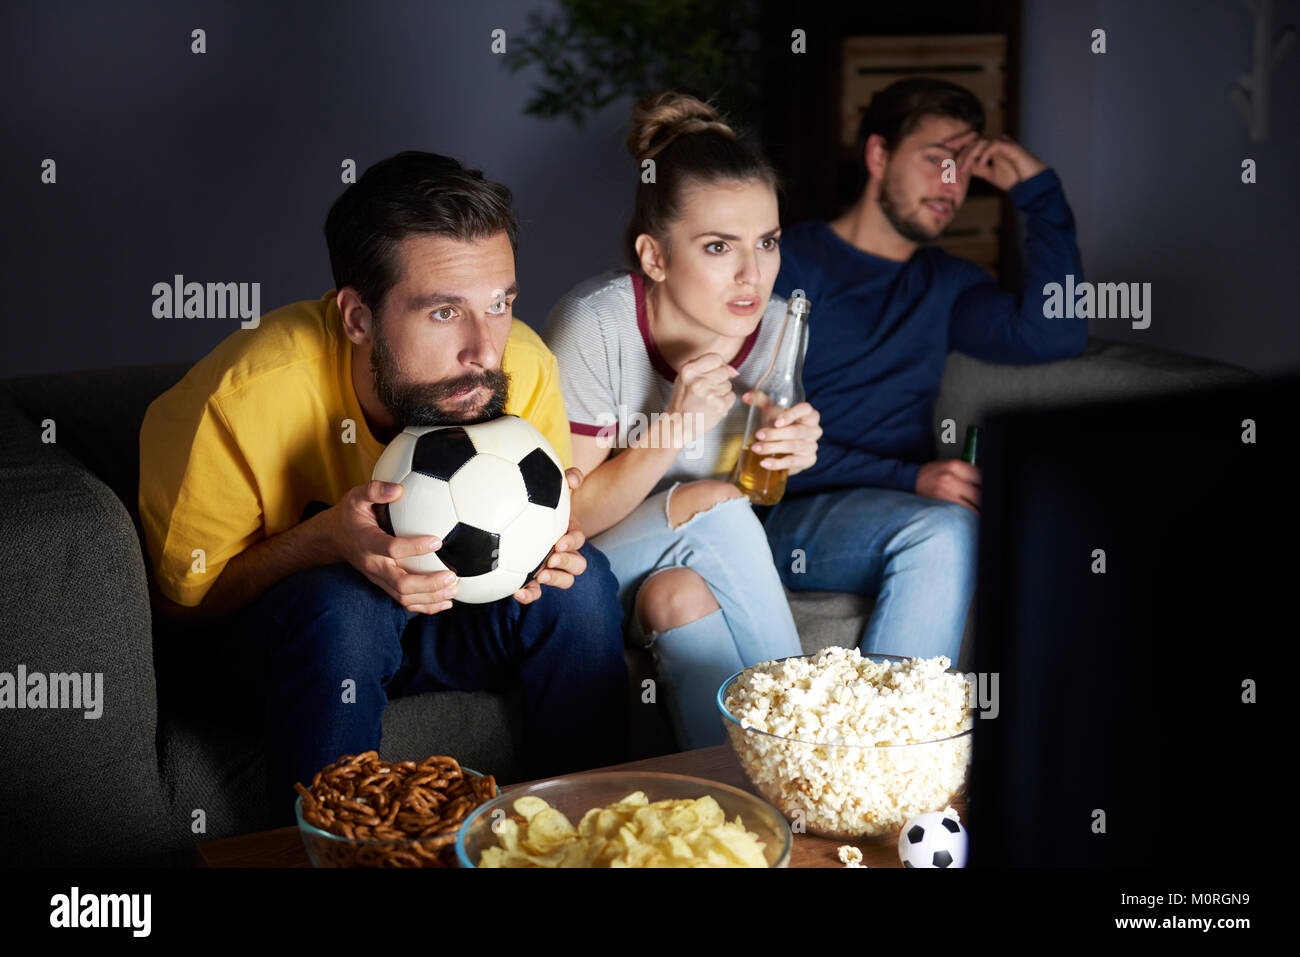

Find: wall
<box><xmin>2</xmin><ymin>0</ymin><xmax>635</xmax><ymax>379</ymax></box>
<box><xmin>1021</xmin><ymin>0</ymin><xmax>1300</xmax><ymax>375</ymax></box>
<box><xmin>7</xmin><ymin>1</ymin><xmax>1297</xmax><ymax>379</ymax></box>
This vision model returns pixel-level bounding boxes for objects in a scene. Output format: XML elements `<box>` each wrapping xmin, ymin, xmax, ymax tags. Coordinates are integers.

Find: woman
<box><xmin>542</xmin><ymin>91</ymin><xmax>823</xmax><ymax>749</ymax></box>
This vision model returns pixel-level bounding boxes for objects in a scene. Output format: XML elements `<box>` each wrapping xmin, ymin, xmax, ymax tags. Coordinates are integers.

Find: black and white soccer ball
<box><xmin>371</xmin><ymin>415</ymin><xmax>570</xmax><ymax>604</ymax></box>
<box><xmin>898</xmin><ymin>811</ymin><xmax>968</xmax><ymax>868</ymax></box>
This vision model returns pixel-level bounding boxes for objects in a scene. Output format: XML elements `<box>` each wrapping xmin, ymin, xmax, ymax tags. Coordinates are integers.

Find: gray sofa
<box><xmin>0</xmin><ymin>338</ymin><xmax>1254</xmax><ymax>866</ymax></box>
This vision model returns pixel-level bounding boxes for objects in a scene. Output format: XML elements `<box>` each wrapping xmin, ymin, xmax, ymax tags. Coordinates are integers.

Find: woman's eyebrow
<box><xmin>690</xmin><ymin>227</ymin><xmax>782</xmax><ymax>241</ymax></box>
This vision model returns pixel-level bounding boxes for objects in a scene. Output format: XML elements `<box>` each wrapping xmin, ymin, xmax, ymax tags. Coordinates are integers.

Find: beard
<box><xmin>877</xmin><ymin>170</ymin><xmax>947</xmax><ymax>244</ymax></box>
<box><xmin>369</xmin><ymin>322</ymin><xmax>510</xmax><ymax>429</ymax></box>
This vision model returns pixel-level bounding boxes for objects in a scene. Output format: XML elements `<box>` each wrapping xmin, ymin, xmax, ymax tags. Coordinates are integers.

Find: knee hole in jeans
<box><xmin>635</xmin><ymin>566</ymin><xmax>721</xmax><ymax>634</ymax></box>
<box><xmin>666</xmin><ymin>480</ymin><xmax>746</xmax><ymax>530</ymax></box>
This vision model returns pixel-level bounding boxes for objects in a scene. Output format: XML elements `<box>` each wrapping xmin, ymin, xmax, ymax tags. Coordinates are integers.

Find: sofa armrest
<box><xmin>934</xmin><ymin>337</ymin><xmax>1258</xmax><ymax>439</ymax></box>
<box><xmin>0</xmin><ymin>396</ymin><xmax>170</xmax><ymax>864</ymax></box>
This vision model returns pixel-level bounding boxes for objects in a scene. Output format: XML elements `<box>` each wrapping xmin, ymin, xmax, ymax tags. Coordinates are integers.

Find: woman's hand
<box><xmin>742</xmin><ymin>396</ymin><xmax>821</xmax><ymax>476</ymax></box>
<box><xmin>664</xmin><ymin>352</ymin><xmax>738</xmax><ymax>444</ymax></box>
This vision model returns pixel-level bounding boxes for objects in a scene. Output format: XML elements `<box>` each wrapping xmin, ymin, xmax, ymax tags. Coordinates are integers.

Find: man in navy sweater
<box><xmin>756</xmin><ymin>78</ymin><xmax>1088</xmax><ymax>664</ymax></box>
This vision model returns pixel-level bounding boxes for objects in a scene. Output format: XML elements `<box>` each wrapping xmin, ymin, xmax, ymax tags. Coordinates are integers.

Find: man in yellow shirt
<box><xmin>139</xmin><ymin>152</ymin><xmax>627</xmax><ymax>823</ymax></box>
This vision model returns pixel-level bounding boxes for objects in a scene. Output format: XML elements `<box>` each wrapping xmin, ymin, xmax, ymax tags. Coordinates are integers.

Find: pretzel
<box><xmin>295</xmin><ymin>752</ymin><xmax>498</xmax><ymax>868</ymax></box>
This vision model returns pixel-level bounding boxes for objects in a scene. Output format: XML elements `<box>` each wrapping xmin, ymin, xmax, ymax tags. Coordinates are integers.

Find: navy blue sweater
<box><xmin>773</xmin><ymin>168</ymin><xmax>1088</xmax><ymax>497</ymax></box>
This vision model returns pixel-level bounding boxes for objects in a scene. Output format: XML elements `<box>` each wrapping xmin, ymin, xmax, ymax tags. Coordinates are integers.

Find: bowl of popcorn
<box><xmin>456</xmin><ymin>771</ymin><xmax>792</xmax><ymax>867</ymax></box>
<box><xmin>294</xmin><ymin>751</ymin><xmax>499</xmax><ymax>867</ymax></box>
<box><xmin>717</xmin><ymin>649</ymin><xmax>974</xmax><ymax>841</ymax></box>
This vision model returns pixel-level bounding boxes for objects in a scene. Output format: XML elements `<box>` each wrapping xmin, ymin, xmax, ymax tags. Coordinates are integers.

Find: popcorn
<box><xmin>723</xmin><ymin>648</ymin><xmax>973</xmax><ymax>839</ymax></box>
<box><xmin>837</xmin><ymin>845</ymin><xmax>865</xmax><ymax>867</ymax></box>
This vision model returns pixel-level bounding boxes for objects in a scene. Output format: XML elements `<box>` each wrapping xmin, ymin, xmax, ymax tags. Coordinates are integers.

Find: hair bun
<box><xmin>626</xmin><ymin>91</ymin><xmax>736</xmax><ymax>160</ymax></box>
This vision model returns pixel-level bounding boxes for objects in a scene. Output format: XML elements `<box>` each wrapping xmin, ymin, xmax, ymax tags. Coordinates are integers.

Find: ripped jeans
<box><xmin>590</xmin><ymin>482</ymin><xmax>804</xmax><ymax>750</ymax></box>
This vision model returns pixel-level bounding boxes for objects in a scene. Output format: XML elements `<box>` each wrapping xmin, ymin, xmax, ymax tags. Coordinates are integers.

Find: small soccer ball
<box><xmin>898</xmin><ymin>811</ymin><xmax>968</xmax><ymax>868</ymax></box>
<box><xmin>371</xmin><ymin>415</ymin><xmax>570</xmax><ymax>604</ymax></box>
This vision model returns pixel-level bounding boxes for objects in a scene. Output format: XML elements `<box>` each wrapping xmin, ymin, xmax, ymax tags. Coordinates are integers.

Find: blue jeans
<box><xmin>223</xmin><ymin>542</ymin><xmax>627</xmax><ymax>826</ymax></box>
<box><xmin>762</xmin><ymin>487</ymin><xmax>978</xmax><ymax>663</ymax></box>
<box><xmin>591</xmin><ymin>483</ymin><xmax>804</xmax><ymax>750</ymax></box>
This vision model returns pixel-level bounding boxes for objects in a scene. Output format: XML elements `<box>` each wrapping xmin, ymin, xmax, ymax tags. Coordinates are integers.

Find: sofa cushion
<box><xmin>932</xmin><ymin>339</ymin><xmax>1255</xmax><ymax>449</ymax></box>
<box><xmin>0</xmin><ymin>363</ymin><xmax>192</xmax><ymax>531</ymax></box>
<box><xmin>0</xmin><ymin>395</ymin><xmax>170</xmax><ymax>865</ymax></box>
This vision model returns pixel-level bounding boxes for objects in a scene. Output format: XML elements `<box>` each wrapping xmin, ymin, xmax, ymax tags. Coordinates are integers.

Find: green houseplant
<box><xmin>505</xmin><ymin>0</ymin><xmax>762</xmax><ymax>129</ymax></box>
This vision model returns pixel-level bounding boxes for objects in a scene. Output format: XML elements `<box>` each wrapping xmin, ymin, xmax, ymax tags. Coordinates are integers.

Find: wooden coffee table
<box><xmin>195</xmin><ymin>744</ymin><xmax>966</xmax><ymax>868</ymax></box>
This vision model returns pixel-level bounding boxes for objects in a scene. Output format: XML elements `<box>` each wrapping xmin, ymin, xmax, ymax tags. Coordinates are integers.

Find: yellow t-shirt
<box><xmin>139</xmin><ymin>290</ymin><xmax>573</xmax><ymax>608</ymax></box>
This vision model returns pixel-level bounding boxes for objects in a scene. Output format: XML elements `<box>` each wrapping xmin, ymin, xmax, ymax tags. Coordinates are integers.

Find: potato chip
<box><xmin>712</xmin><ymin>824</ymin><xmax>768</xmax><ymax>868</ymax></box>
<box><xmin>476</xmin><ymin>793</ymin><xmax>768</xmax><ymax>868</ymax></box>
<box><xmin>525</xmin><ymin>807</ymin><xmax>575</xmax><ymax>852</ymax></box>
<box><xmin>593</xmin><ymin>808</ymin><xmax>622</xmax><ymax>837</ymax></box>
<box><xmin>512</xmin><ymin>796</ymin><xmax>550</xmax><ymax>820</ymax></box>
<box><xmin>494</xmin><ymin>818</ymin><xmax>520</xmax><ymax>848</ymax></box>
<box><xmin>667</xmin><ymin>834</ymin><xmax>694</xmax><ymax>860</ymax></box>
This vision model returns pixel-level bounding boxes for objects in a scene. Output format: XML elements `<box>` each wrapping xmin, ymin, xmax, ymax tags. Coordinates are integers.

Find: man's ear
<box><xmin>634</xmin><ymin>233</ymin><xmax>668</xmax><ymax>283</ymax></box>
<box><xmin>864</xmin><ymin>133</ymin><xmax>890</xmax><ymax>182</ymax></box>
<box><xmin>337</xmin><ymin>288</ymin><xmax>375</xmax><ymax>344</ymax></box>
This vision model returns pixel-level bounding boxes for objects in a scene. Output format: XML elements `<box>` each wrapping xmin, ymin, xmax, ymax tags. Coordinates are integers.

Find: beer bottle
<box><xmin>961</xmin><ymin>425</ymin><xmax>980</xmax><ymax>467</ymax></box>
<box><xmin>732</xmin><ymin>294</ymin><xmax>810</xmax><ymax>505</ymax></box>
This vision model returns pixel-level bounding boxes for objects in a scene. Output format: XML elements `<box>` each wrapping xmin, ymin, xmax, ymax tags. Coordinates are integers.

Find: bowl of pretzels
<box><xmin>294</xmin><ymin>751</ymin><xmax>498</xmax><ymax>868</ymax></box>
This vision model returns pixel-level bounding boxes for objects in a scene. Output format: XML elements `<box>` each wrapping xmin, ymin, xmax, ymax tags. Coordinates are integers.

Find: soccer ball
<box><xmin>898</xmin><ymin>811</ymin><xmax>968</xmax><ymax>868</ymax></box>
<box><xmin>371</xmin><ymin>415</ymin><xmax>571</xmax><ymax>604</ymax></box>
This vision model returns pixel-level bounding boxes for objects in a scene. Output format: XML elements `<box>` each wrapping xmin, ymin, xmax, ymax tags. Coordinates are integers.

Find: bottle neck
<box><xmin>755</xmin><ymin>305</ymin><xmax>808</xmax><ymax>406</ymax></box>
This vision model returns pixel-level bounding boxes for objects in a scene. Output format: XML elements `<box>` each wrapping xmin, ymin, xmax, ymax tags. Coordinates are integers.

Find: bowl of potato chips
<box><xmin>455</xmin><ymin>771</ymin><xmax>792</xmax><ymax>868</ymax></box>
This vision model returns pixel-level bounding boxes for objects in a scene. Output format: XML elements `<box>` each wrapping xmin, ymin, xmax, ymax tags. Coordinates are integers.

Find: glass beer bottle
<box><xmin>732</xmin><ymin>294</ymin><xmax>810</xmax><ymax>505</ymax></box>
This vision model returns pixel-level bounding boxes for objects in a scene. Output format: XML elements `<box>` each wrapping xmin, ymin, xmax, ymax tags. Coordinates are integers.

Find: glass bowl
<box><xmin>717</xmin><ymin>652</ymin><xmax>974</xmax><ymax>841</ymax></box>
<box><xmin>295</xmin><ymin>766</ymin><xmax>492</xmax><ymax>868</ymax></box>
<box><xmin>456</xmin><ymin>771</ymin><xmax>792</xmax><ymax>868</ymax></box>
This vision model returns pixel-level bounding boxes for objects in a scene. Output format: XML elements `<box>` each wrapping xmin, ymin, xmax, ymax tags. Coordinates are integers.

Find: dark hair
<box><xmin>854</xmin><ymin>78</ymin><xmax>985</xmax><ymax>179</ymax></box>
<box><xmin>623</xmin><ymin>91</ymin><xmax>779</xmax><ymax>270</ymax></box>
<box><xmin>324</xmin><ymin>151</ymin><xmax>518</xmax><ymax>314</ymax></box>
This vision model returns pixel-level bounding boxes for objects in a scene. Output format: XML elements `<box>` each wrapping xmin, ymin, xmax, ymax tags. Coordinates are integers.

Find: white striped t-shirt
<box><xmin>542</xmin><ymin>269</ymin><xmax>792</xmax><ymax>497</ymax></box>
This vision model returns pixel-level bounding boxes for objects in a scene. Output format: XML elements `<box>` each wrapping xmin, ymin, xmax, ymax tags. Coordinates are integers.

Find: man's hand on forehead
<box><xmin>951</xmin><ymin>133</ymin><xmax>1048</xmax><ymax>190</ymax></box>
<box><xmin>942</xmin><ymin>128</ymin><xmax>980</xmax><ymax>152</ymax></box>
